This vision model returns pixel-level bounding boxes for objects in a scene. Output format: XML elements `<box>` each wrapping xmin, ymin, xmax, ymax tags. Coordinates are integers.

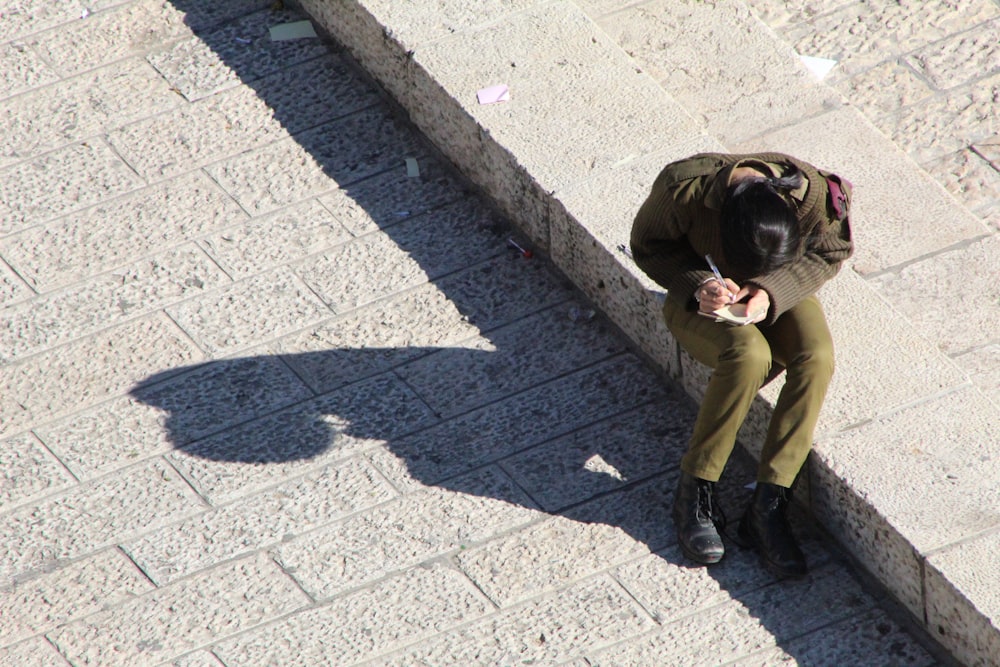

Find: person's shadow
<box><xmin>129</xmin><ymin>342</ymin><xmax>693</xmax><ymax>517</ymax></box>
<box><xmin>125</xmin><ymin>2</ymin><xmax>933</xmax><ymax>664</ymax></box>
<box><xmin>130</xmin><ymin>339</ymin><xmax>856</xmax><ymax>661</ymax></box>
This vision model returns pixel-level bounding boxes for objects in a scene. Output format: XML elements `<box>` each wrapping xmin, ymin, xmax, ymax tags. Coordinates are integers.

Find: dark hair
<box><xmin>720</xmin><ymin>171</ymin><xmax>803</xmax><ymax>277</ymax></box>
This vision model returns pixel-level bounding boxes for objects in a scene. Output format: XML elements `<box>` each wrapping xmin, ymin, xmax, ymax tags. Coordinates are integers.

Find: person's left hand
<box><xmin>735</xmin><ymin>284</ymin><xmax>770</xmax><ymax>324</ymax></box>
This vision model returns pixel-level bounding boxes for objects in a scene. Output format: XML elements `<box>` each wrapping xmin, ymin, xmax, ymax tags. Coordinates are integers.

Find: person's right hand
<box><xmin>696</xmin><ymin>279</ymin><xmax>738</xmax><ymax>313</ymax></box>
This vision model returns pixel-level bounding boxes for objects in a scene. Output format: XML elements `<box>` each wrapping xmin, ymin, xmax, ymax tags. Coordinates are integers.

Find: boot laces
<box><xmin>697</xmin><ymin>481</ymin><xmax>727</xmax><ymax>531</ymax></box>
<box><xmin>768</xmin><ymin>487</ymin><xmax>791</xmax><ymax>521</ymax></box>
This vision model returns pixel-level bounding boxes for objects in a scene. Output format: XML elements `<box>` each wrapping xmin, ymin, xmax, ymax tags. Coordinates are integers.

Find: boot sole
<box><xmin>738</xmin><ymin>523</ymin><xmax>807</xmax><ymax>579</ymax></box>
<box><xmin>759</xmin><ymin>556</ymin><xmax>807</xmax><ymax>580</ymax></box>
<box><xmin>678</xmin><ymin>540</ymin><xmax>724</xmax><ymax>565</ymax></box>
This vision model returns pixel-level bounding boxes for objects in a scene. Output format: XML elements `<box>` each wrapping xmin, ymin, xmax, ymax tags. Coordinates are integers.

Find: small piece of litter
<box><xmin>269</xmin><ymin>20</ymin><xmax>318</xmax><ymax>41</ymax></box>
<box><xmin>80</xmin><ymin>8</ymin><xmax>90</xmax><ymax>18</ymax></box>
<box><xmin>507</xmin><ymin>238</ymin><xmax>532</xmax><ymax>258</ymax></box>
<box><xmin>477</xmin><ymin>83</ymin><xmax>510</xmax><ymax>105</ymax></box>
<box><xmin>612</xmin><ymin>154</ymin><xmax>636</xmax><ymax>168</ymax></box>
<box><xmin>405</xmin><ymin>157</ymin><xmax>420</xmax><ymax>178</ymax></box>
<box><xmin>799</xmin><ymin>55</ymin><xmax>837</xmax><ymax>80</ymax></box>
<box><xmin>616</xmin><ymin>243</ymin><xmax>633</xmax><ymax>259</ymax></box>
<box><xmin>234</xmin><ymin>37</ymin><xmax>252</xmax><ymax>44</ymax></box>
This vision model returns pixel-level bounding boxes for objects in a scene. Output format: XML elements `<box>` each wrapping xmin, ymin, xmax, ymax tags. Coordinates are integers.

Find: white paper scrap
<box><xmin>269</xmin><ymin>20</ymin><xmax>318</xmax><ymax>41</ymax></box>
<box><xmin>477</xmin><ymin>84</ymin><xmax>510</xmax><ymax>105</ymax></box>
<box><xmin>405</xmin><ymin>157</ymin><xmax>420</xmax><ymax>178</ymax></box>
<box><xmin>799</xmin><ymin>55</ymin><xmax>837</xmax><ymax>80</ymax></box>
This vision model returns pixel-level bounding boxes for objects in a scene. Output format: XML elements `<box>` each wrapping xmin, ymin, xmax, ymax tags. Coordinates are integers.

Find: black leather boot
<box><xmin>672</xmin><ymin>472</ymin><xmax>725</xmax><ymax>565</ymax></box>
<box><xmin>738</xmin><ymin>483</ymin><xmax>807</xmax><ymax>578</ymax></box>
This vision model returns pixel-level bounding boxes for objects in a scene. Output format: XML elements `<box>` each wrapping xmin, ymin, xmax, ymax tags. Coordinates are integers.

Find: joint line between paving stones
<box><xmin>504</xmin><ymin>463</ymin><xmax>675</xmax><ymax>518</ymax></box>
<box><xmin>489</xmin><ymin>461</ymin><xmax>552</xmax><ymax>516</ymax></box>
<box><xmin>364</xmin><ymin>451</ymin><xmax>412</xmax><ymax>498</ymax></box>
<box><xmin>0</xmin><ymin>436</ymin><xmax>213</xmax><ymax>519</ymax></box>
<box><xmin>160</xmin><ymin>452</ymin><xmax>216</xmax><ymax>509</ymax></box>
<box><xmin>269</xmin><ymin>550</ymin><xmax>320</xmax><ymax>606</ymax></box>
<box><xmin>606</xmin><ymin>565</ymin><xmax>665</xmax><ymax>626</ymax></box>
<box><xmin>0</xmin><ymin>131</ymin><xmax>154</xmax><ymax>223</ymax></box>
<box><xmin>160</xmin><ymin>305</ymin><xmax>209</xmax><ymax>357</ymax></box>
<box><xmin>970</xmin><ymin>144</ymin><xmax>1000</xmax><ymax>173</ymax></box>
<box><xmin>197</xmin><ymin>162</ymin><xmax>258</xmax><ymax>233</ymax></box>
<box><xmin>3</xmin><ymin>253</ymin><xmax>338</xmax><ymax>366</ymax></box>
<box><xmin>590</xmin><ymin>563</ymin><xmax>857</xmax><ymax>667</ymax></box>
<box><xmin>946</xmin><ymin>337</ymin><xmax>1000</xmax><ymax>360</ymax></box>
<box><xmin>859</xmin><ymin>232</ymin><xmax>995</xmax><ymax>281</ymax></box>
<box><xmin>1</xmin><ymin>1</ymin><xmax>136</xmax><ymax>58</ymax></box>
<box><xmin>924</xmin><ymin>522</ymin><xmax>1000</xmax><ymax>561</ymax></box>
<box><xmin>34</xmin><ymin>433</ymin><xmax>82</xmax><ymax>485</ymax></box>
<box><xmin>115</xmin><ymin>544</ymin><xmax>162</xmax><ymax>592</ymax></box>
<box><xmin>104</xmin><ymin>463</ymin><xmax>408</xmax><ymax>587</ymax></box>
<box><xmin>0</xmin><ymin>254</ymin><xmax>36</xmax><ymax>298</ymax></box>
<box><xmin>1</xmin><ymin>288</ymin><xmax>217</xmax><ymax>368</ymax></box>
<box><xmin>5</xmin><ymin>151</ymin><xmax>500</xmax><ymax>316</ymax></box>
<box><xmin>98</xmin><ymin>132</ymin><xmax>145</xmax><ymax>184</ymax></box>
<box><xmin>449</xmin><ymin>557</ymin><xmax>506</xmax><ymax>612</ymax></box>
<box><xmin>0</xmin><ymin>45</ymin><xmax>382</xmax><ymax>184</ymax></box>
<box><xmin>192</xmin><ymin>239</ymin><xmax>238</xmax><ymax>284</ymax></box>
<box><xmin>39</xmin><ymin>632</ymin><xmax>68</xmax><ymax>666</ymax></box>
<box><xmin>817</xmin><ymin>381</ymin><xmax>977</xmax><ymax>441</ymax></box>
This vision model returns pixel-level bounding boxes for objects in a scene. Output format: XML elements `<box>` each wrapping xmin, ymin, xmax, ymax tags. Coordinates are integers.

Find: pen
<box><xmin>704</xmin><ymin>254</ymin><xmax>732</xmax><ymax>301</ymax></box>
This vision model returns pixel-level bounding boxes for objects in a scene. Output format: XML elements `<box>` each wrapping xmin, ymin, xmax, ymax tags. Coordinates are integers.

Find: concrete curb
<box><xmin>297</xmin><ymin>1</ymin><xmax>999</xmax><ymax>664</ymax></box>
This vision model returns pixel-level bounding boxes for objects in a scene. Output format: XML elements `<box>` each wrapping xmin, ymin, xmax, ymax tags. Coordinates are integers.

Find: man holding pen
<box><xmin>630</xmin><ymin>152</ymin><xmax>853</xmax><ymax>578</ymax></box>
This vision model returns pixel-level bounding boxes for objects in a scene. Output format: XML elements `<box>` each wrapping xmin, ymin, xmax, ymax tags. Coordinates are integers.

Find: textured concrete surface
<box><xmin>1</xmin><ymin>0</ymin><xmax>995</xmax><ymax>665</ymax></box>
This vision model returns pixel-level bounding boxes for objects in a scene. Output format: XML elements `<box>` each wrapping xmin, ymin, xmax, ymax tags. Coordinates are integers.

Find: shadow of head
<box><xmin>128</xmin><ymin>346</ymin><xmax>490</xmax><ymax>464</ymax></box>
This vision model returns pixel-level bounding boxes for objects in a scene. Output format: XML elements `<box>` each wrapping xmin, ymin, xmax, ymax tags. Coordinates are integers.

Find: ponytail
<box><xmin>721</xmin><ymin>168</ymin><xmax>803</xmax><ymax>277</ymax></box>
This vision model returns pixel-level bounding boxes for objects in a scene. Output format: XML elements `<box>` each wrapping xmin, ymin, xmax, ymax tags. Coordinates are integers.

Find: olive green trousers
<box><xmin>663</xmin><ymin>295</ymin><xmax>834</xmax><ymax>488</ymax></box>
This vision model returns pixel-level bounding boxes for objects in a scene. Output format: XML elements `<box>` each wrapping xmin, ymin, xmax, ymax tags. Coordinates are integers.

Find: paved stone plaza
<box><xmin>2</xmin><ymin>1</ymin><xmax>997</xmax><ymax>665</ymax></box>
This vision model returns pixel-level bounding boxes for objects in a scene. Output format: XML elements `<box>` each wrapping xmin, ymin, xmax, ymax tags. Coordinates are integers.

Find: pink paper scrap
<box><xmin>477</xmin><ymin>84</ymin><xmax>510</xmax><ymax>105</ymax></box>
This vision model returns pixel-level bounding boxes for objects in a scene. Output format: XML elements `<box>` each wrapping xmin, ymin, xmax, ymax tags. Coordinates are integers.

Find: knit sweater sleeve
<box><xmin>629</xmin><ymin>172</ymin><xmax>715</xmax><ymax>302</ymax></box>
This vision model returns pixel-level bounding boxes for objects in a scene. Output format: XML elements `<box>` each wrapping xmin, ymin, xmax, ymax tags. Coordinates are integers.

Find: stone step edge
<box><xmin>294</xmin><ymin>1</ymin><xmax>990</xmax><ymax>664</ymax></box>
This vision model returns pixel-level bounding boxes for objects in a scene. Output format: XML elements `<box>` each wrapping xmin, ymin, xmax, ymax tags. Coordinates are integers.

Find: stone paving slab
<box><xmin>49</xmin><ymin>553</ymin><xmax>309</xmax><ymax>667</ymax></box>
<box><xmin>0</xmin><ymin>1</ymin><xmax>981</xmax><ymax>666</ymax></box>
<box><xmin>0</xmin><ymin>42</ymin><xmax>59</xmax><ymax>99</ymax></box>
<box><xmin>0</xmin><ymin>58</ymin><xmax>179</xmax><ymax>170</ymax></box>
<box><xmin>2</xmin><ymin>170</ymin><xmax>248</xmax><ymax>292</ymax></box>
<box><xmin>4</xmin><ymin>244</ymin><xmax>230</xmax><ymax>360</ymax></box>
<box><xmin>0</xmin><ymin>140</ymin><xmax>144</xmax><ymax>233</ymax></box>
<box><xmin>595</xmin><ymin>0</ymin><xmax>842</xmax><ymax>143</ymax></box>
<box><xmin>0</xmin><ymin>315</ymin><xmax>201</xmax><ymax>436</ymax></box>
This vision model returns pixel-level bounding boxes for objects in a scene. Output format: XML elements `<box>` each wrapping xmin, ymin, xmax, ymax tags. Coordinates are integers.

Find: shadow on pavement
<box><xmin>127</xmin><ymin>1</ymin><xmax>879</xmax><ymax>663</ymax></box>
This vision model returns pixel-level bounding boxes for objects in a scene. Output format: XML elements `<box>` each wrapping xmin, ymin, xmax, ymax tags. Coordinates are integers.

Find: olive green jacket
<box><xmin>630</xmin><ymin>152</ymin><xmax>854</xmax><ymax>326</ymax></box>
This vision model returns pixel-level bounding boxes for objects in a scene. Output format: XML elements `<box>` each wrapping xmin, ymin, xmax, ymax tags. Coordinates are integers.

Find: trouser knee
<box><xmin>717</xmin><ymin>338</ymin><xmax>772</xmax><ymax>385</ymax></box>
<box><xmin>789</xmin><ymin>340</ymin><xmax>835</xmax><ymax>383</ymax></box>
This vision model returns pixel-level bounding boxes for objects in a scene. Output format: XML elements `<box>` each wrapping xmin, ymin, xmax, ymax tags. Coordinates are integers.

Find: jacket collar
<box><xmin>704</xmin><ymin>158</ymin><xmax>807</xmax><ymax>210</ymax></box>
